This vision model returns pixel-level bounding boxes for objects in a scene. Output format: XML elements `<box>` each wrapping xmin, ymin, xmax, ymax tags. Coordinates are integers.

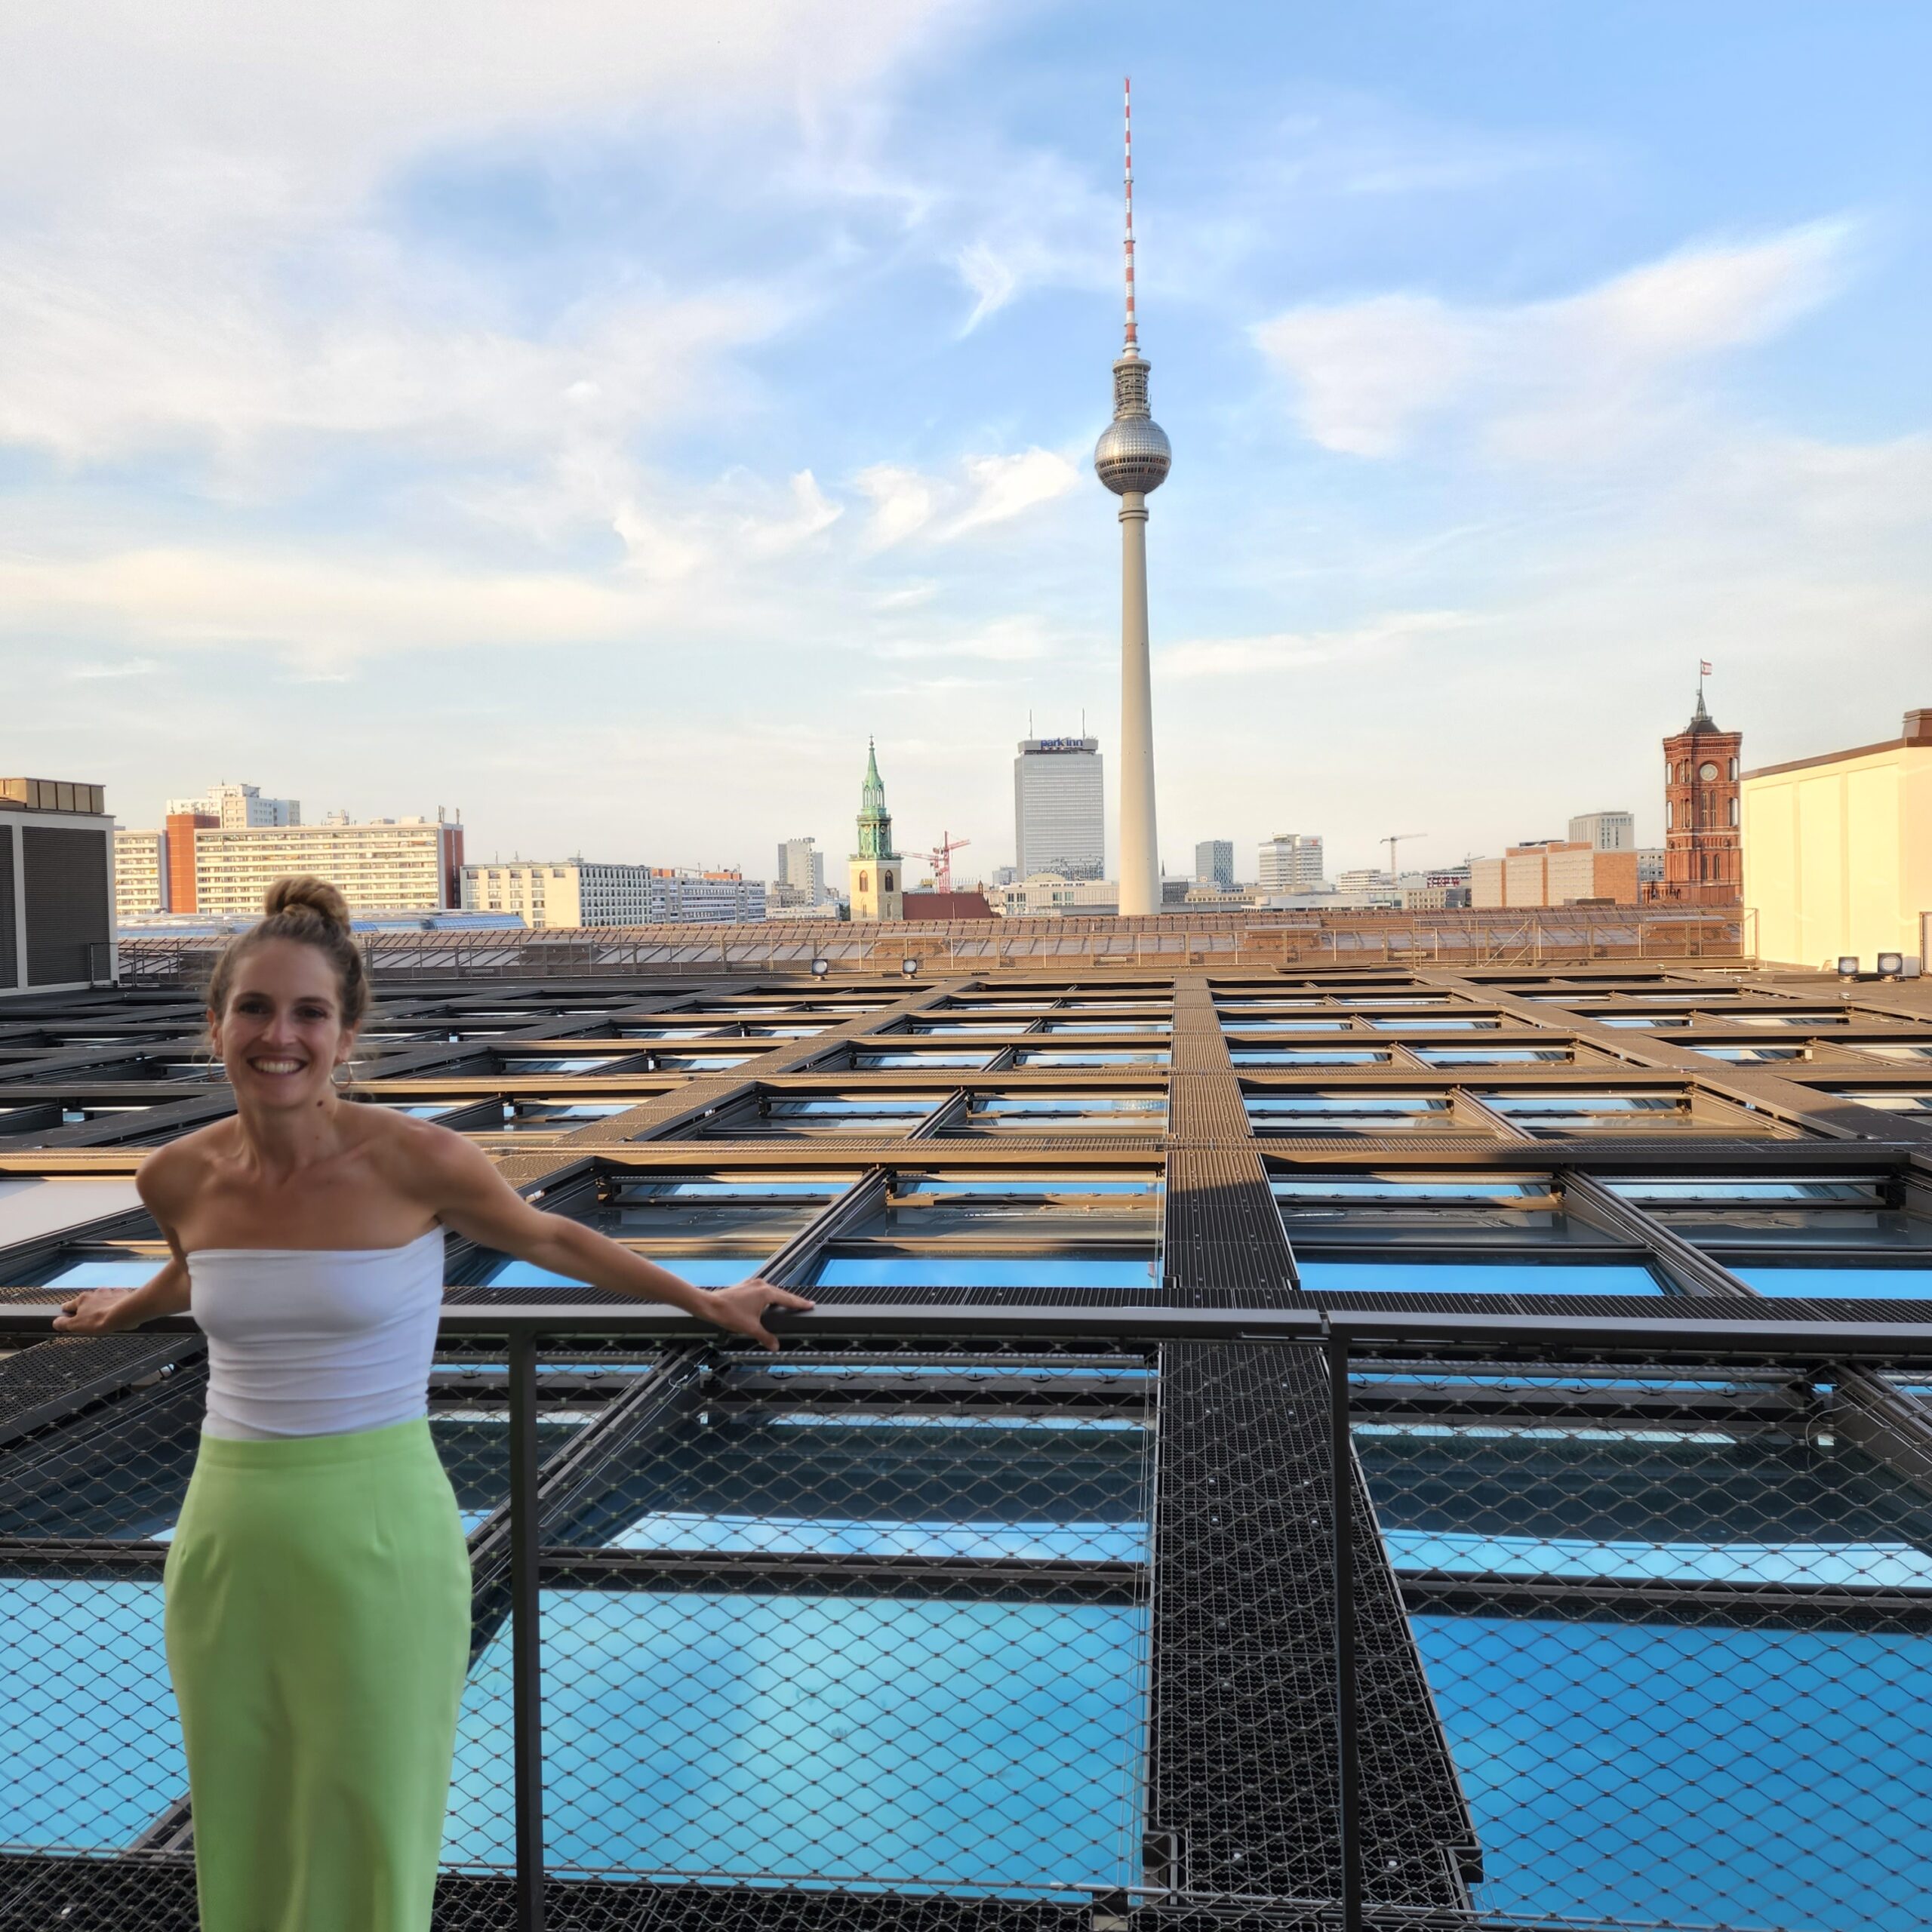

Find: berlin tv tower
<box><xmin>1093</xmin><ymin>76</ymin><xmax>1171</xmax><ymax>918</ymax></box>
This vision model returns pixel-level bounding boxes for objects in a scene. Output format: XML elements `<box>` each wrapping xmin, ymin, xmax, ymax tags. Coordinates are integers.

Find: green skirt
<box><xmin>165</xmin><ymin>1418</ymin><xmax>472</xmax><ymax>1932</ymax></box>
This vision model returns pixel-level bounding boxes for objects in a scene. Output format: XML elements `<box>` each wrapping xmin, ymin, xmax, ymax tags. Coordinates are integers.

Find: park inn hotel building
<box><xmin>5</xmin><ymin>919</ymin><xmax>1932</xmax><ymax>1929</ymax></box>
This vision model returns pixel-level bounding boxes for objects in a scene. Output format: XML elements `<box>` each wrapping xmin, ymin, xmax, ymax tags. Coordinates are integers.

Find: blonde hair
<box><xmin>206</xmin><ymin>875</ymin><xmax>370</xmax><ymax>1030</ymax></box>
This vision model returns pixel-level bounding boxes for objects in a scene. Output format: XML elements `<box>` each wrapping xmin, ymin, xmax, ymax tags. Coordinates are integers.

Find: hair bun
<box><xmin>261</xmin><ymin>875</ymin><xmax>352</xmax><ymax>931</ymax></box>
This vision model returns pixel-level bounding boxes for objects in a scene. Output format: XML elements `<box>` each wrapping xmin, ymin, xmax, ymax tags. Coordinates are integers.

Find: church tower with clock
<box><xmin>1651</xmin><ymin>684</ymin><xmax>1743</xmax><ymax>904</ymax></box>
<box><xmin>848</xmin><ymin>739</ymin><xmax>903</xmax><ymax>922</ymax></box>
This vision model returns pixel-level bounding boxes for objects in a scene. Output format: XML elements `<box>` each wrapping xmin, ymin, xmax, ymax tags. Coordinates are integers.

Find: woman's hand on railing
<box><xmin>702</xmin><ymin>1278</ymin><xmax>817</xmax><ymax>1352</ymax></box>
<box><xmin>53</xmin><ymin>1289</ymin><xmax>140</xmax><ymax>1334</ymax></box>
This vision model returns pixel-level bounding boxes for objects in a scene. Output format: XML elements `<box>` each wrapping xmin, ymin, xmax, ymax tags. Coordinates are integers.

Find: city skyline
<box><xmin>4</xmin><ymin>4</ymin><xmax>1927</xmax><ymax>878</ymax></box>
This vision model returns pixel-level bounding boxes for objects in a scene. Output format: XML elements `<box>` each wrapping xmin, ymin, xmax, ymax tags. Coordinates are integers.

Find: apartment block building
<box><xmin>1472</xmin><ymin>840</ymin><xmax>1639</xmax><ymax>908</ymax></box>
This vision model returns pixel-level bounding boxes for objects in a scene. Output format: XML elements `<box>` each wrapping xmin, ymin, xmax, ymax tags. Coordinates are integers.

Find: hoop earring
<box><xmin>331</xmin><ymin>1063</ymin><xmax>353</xmax><ymax>1090</ymax></box>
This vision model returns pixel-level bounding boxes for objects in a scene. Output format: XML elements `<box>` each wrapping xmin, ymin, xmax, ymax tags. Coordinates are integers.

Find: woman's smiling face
<box><xmin>209</xmin><ymin>937</ymin><xmax>355</xmax><ymax>1110</ymax></box>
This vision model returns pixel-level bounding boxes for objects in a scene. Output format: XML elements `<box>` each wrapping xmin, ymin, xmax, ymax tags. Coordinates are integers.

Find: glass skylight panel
<box><xmin>1855</xmin><ymin>1042</ymin><xmax>1932</xmax><ymax>1063</ymax></box>
<box><xmin>1596</xmin><ymin>1015</ymin><xmax>1690</xmax><ymax>1029</ymax></box>
<box><xmin>1478</xmin><ymin>1091</ymin><xmax>1748</xmax><ymax>1135</ymax></box>
<box><xmin>1603</xmin><ymin>1177</ymin><xmax>1932</xmax><ymax>1251</ymax></box>
<box><xmin>497</xmin><ymin>1099</ymin><xmax>637</xmax><ymax>1131</ymax></box>
<box><xmin>958</xmin><ymin>1094</ymin><xmax>1166</xmax><ymax>1131</ymax></box>
<box><xmin>1298</xmin><ymin>1259</ymin><xmax>1664</xmax><ymax>1295</ymax></box>
<box><xmin>703</xmin><ymin>1095</ymin><xmax>945</xmax><ymax>1137</ymax></box>
<box><xmin>1358</xmin><ymin>1386</ymin><xmax>1932</xmax><ymax>1927</ymax></box>
<box><xmin>0</xmin><ymin>1177</ymin><xmax>144</xmax><ymax>1245</ymax></box>
<box><xmin>1826</xmin><ymin>1091</ymin><xmax>1932</xmax><ymax>1113</ymax></box>
<box><xmin>1015</xmin><ymin>1048</ymin><xmax>1169</xmax><ymax>1067</ymax></box>
<box><xmin>1246</xmin><ymin>1093</ymin><xmax>1460</xmax><ymax>1134</ymax></box>
<box><xmin>577</xmin><ymin>1174</ymin><xmax>854</xmax><ymax>1243</ymax></box>
<box><xmin>1230</xmin><ymin>1048</ymin><xmax>1391</xmax><ymax>1066</ymax></box>
<box><xmin>1040</xmin><ymin>1020</ymin><xmax>1170</xmax><ymax>1033</ymax></box>
<box><xmin>499</xmin><ymin>1054</ymin><xmax>650</xmax><ymax>1075</ymax></box>
<box><xmin>1734</xmin><ymin>1266</ymin><xmax>1932</xmax><ymax>1299</ymax></box>
<box><xmin>1272</xmin><ymin>1174</ymin><xmax>1615</xmax><ymax>1246</ymax></box>
<box><xmin>902</xmin><ymin>1021</ymin><xmax>1029</xmax><ymax>1035</ymax></box>
<box><xmin>811</xmin><ymin>1253</ymin><xmax>1161</xmax><ymax>1290</ymax></box>
<box><xmin>861</xmin><ymin>1171</ymin><xmax>1162</xmax><ymax>1239</ymax></box>
<box><xmin>1411</xmin><ymin>1047</ymin><xmax>1570</xmax><ymax>1065</ymax></box>
<box><xmin>851</xmin><ymin>1050</ymin><xmax>999</xmax><ymax>1069</ymax></box>
<box><xmin>1686</xmin><ymin>1043</ymin><xmax>1811</xmax><ymax>1062</ymax></box>
<box><xmin>1221</xmin><ymin>1017</ymin><xmax>1353</xmax><ymax>1032</ymax></box>
<box><xmin>1728</xmin><ymin>1011</ymin><xmax>1856</xmax><ymax>1028</ymax></box>
<box><xmin>649</xmin><ymin>1053</ymin><xmax>755</xmax><ymax>1071</ymax></box>
<box><xmin>1364</xmin><ymin>1017</ymin><xmax>1501</xmax><ymax>1032</ymax></box>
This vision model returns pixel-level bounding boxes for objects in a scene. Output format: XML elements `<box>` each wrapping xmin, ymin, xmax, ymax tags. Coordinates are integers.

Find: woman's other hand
<box><xmin>703</xmin><ymin>1278</ymin><xmax>817</xmax><ymax>1352</ymax></box>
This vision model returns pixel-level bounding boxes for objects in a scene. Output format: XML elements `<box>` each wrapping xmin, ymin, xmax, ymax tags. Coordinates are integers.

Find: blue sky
<box><xmin>5</xmin><ymin>0</ymin><xmax>1927</xmax><ymax>883</ymax></box>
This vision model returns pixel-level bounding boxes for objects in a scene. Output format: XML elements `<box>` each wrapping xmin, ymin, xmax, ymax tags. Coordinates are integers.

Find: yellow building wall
<box><xmin>1742</xmin><ymin>744</ymin><xmax>1932</xmax><ymax>967</ymax></box>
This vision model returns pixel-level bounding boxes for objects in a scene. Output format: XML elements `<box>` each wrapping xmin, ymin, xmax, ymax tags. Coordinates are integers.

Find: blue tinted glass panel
<box><xmin>487</xmin><ymin>1257</ymin><xmax>759</xmax><ymax>1287</ymax></box>
<box><xmin>1737</xmin><ymin>1267</ymin><xmax>1932</xmax><ymax>1300</ymax></box>
<box><xmin>1232</xmin><ymin>1049</ymin><xmax>1387</xmax><ymax>1066</ymax></box>
<box><xmin>446</xmin><ymin>1591</ymin><xmax>1147</xmax><ymax>1888</ymax></box>
<box><xmin>0</xmin><ymin>1578</ymin><xmax>184</xmax><ymax>1846</ymax></box>
<box><xmin>1413</xmin><ymin>1614</ymin><xmax>1932</xmax><ymax>1930</ymax></box>
<box><xmin>812</xmin><ymin>1255</ymin><xmax>1158</xmax><ymax>1290</ymax></box>
<box><xmin>40</xmin><ymin>1258</ymin><xmax>162</xmax><ymax>1289</ymax></box>
<box><xmin>1298</xmin><ymin>1260</ymin><xmax>1663</xmax><ymax>1296</ymax></box>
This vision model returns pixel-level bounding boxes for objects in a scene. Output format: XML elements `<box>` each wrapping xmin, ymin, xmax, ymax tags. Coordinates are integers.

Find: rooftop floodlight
<box><xmin>1837</xmin><ymin>955</ymin><xmax>1862</xmax><ymax>979</ymax></box>
<box><xmin>1877</xmin><ymin>952</ymin><xmax>1906</xmax><ymax>977</ymax></box>
<box><xmin>811</xmin><ymin>957</ymin><xmax>831</xmax><ymax>977</ymax></box>
<box><xmin>901</xmin><ymin>957</ymin><xmax>920</xmax><ymax>977</ymax></box>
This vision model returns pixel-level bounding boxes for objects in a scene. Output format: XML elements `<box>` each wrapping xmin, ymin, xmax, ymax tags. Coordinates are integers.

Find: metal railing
<box><xmin>2</xmin><ymin>1302</ymin><xmax>1930</xmax><ymax>1932</ymax></box>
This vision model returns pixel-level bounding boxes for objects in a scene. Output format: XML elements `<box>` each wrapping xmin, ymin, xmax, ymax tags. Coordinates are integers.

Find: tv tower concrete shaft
<box><xmin>1117</xmin><ymin>494</ymin><xmax>1158</xmax><ymax>915</ymax></box>
<box><xmin>1092</xmin><ymin>76</ymin><xmax>1170</xmax><ymax>918</ymax></box>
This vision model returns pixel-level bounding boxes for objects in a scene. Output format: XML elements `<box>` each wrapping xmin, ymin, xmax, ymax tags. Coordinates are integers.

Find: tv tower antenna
<box><xmin>1094</xmin><ymin>76</ymin><xmax>1171</xmax><ymax>918</ymax></box>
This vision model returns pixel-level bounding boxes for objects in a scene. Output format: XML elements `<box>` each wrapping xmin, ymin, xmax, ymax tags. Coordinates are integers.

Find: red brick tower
<box><xmin>1651</xmin><ymin>688</ymin><xmax>1742</xmax><ymax>903</ymax></box>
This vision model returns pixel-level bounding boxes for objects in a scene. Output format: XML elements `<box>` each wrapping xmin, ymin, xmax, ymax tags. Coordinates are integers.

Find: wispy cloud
<box><xmin>1253</xmin><ymin>220</ymin><xmax>1856</xmax><ymax>459</ymax></box>
<box><xmin>1161</xmin><ymin>611</ymin><xmax>1473</xmax><ymax>680</ymax></box>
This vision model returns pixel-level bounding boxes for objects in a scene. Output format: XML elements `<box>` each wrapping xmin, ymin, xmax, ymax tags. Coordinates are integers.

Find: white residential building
<box><xmin>114</xmin><ymin>829</ymin><xmax>169</xmax><ymax>915</ymax></box>
<box><xmin>648</xmin><ymin>869</ymin><xmax>767</xmax><ymax>924</ymax></box>
<box><xmin>165</xmin><ymin>781</ymin><xmax>300</xmax><ymax>829</ymax></box>
<box><xmin>1257</xmin><ymin>834</ymin><xmax>1324</xmax><ymax>893</ymax></box>
<box><xmin>463</xmin><ymin>862</ymin><xmax>657</xmax><ymax>929</ymax></box>
<box><xmin>988</xmin><ymin>873</ymin><xmax>1119</xmax><ymax>917</ymax></box>
<box><xmin>185</xmin><ymin>817</ymin><xmax>464</xmax><ymax>915</ymax></box>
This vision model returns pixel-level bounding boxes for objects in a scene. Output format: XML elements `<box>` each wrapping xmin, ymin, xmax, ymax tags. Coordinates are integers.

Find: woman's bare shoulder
<box><xmin>136</xmin><ymin>1119</ymin><xmax>233</xmax><ymax>1214</ymax></box>
<box><xmin>346</xmin><ymin>1103</ymin><xmax>495</xmax><ymax>1186</ymax></box>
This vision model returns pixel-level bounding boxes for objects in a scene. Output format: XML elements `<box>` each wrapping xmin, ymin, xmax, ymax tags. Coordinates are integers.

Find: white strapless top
<box><xmin>188</xmin><ymin>1229</ymin><xmax>445</xmax><ymax>1440</ymax></box>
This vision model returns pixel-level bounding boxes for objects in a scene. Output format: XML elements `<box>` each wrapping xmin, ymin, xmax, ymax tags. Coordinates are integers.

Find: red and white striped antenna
<box><xmin>1122</xmin><ymin>76</ymin><xmax>1138</xmax><ymax>355</ymax></box>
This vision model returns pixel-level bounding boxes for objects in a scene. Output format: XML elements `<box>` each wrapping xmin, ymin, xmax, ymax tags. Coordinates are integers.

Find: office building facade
<box><xmin>772</xmin><ymin>838</ymin><xmax>829</xmax><ymax>912</ymax></box>
<box><xmin>1743</xmin><ymin>705</ymin><xmax>1932</xmax><ymax>968</ymax></box>
<box><xmin>1194</xmin><ymin>840</ymin><xmax>1234</xmax><ymax>890</ymax></box>
<box><xmin>112</xmin><ymin>829</ymin><xmax>168</xmax><ymax>917</ymax></box>
<box><xmin>646</xmin><ymin>869</ymin><xmax>768</xmax><ymax>924</ymax></box>
<box><xmin>1014</xmin><ymin>737</ymin><xmax>1105</xmax><ymax>881</ymax></box>
<box><xmin>1568</xmin><ymin>811</ymin><xmax>1636</xmax><ymax>851</ymax></box>
<box><xmin>1</xmin><ymin>777</ymin><xmax>115</xmax><ymax>995</ymax></box>
<box><xmin>1257</xmin><ymin>834</ymin><xmax>1324</xmax><ymax>894</ymax></box>
<box><xmin>1472</xmin><ymin>840</ymin><xmax>1639</xmax><ymax>908</ymax></box>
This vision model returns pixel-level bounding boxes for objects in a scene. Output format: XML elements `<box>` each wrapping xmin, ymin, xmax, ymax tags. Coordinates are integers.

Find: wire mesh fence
<box><xmin>2</xmin><ymin>1313</ymin><xmax>1930</xmax><ymax>1931</ymax></box>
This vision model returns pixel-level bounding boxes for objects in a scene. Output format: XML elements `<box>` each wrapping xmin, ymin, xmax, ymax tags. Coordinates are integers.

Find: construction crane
<box><xmin>920</xmin><ymin>832</ymin><xmax>972</xmax><ymax>894</ymax></box>
<box><xmin>1381</xmin><ymin>832</ymin><xmax>1427</xmax><ymax>878</ymax></box>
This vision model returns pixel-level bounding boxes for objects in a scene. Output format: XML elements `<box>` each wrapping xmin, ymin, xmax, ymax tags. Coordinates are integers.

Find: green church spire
<box><xmin>855</xmin><ymin>737</ymin><xmax>897</xmax><ymax>861</ymax></box>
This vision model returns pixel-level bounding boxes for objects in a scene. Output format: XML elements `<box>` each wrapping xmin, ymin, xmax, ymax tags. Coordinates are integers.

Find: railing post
<box><xmin>1329</xmin><ymin>1329</ymin><xmax>1362</xmax><ymax>1930</ymax></box>
<box><xmin>509</xmin><ymin>1331</ymin><xmax>546</xmax><ymax>1931</ymax></box>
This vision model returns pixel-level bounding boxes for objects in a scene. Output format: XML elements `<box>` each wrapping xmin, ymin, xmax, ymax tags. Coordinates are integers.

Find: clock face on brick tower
<box><xmin>1653</xmin><ymin>692</ymin><xmax>1744</xmax><ymax>906</ymax></box>
<box><xmin>1699</xmin><ymin>762</ymin><xmax>1718</xmax><ymax>782</ymax></box>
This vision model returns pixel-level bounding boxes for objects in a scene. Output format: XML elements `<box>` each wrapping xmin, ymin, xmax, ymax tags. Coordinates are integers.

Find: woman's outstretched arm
<box><xmin>409</xmin><ymin>1124</ymin><xmax>814</xmax><ymax>1351</ymax></box>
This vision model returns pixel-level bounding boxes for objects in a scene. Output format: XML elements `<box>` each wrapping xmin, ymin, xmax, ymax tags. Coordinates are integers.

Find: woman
<box><xmin>55</xmin><ymin>876</ymin><xmax>813</xmax><ymax>1932</ymax></box>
